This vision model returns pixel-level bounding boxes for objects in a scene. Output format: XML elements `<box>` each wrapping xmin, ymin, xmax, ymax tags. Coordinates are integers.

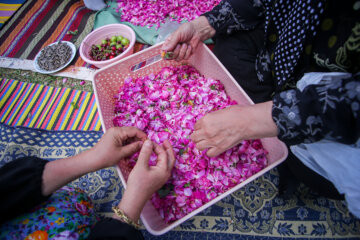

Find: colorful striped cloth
<box><xmin>0</xmin><ymin>78</ymin><xmax>101</xmax><ymax>131</ymax></box>
<box><xmin>0</xmin><ymin>0</ymin><xmax>95</xmax><ymax>68</ymax></box>
<box><xmin>0</xmin><ymin>0</ymin><xmax>25</xmax><ymax>29</ymax></box>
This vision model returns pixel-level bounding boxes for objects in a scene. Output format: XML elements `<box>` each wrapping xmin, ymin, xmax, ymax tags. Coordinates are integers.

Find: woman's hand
<box><xmin>161</xmin><ymin>16</ymin><xmax>215</xmax><ymax>61</ymax></box>
<box><xmin>116</xmin><ymin>139</ymin><xmax>176</xmax><ymax>222</ymax></box>
<box><xmin>42</xmin><ymin>127</ymin><xmax>147</xmax><ymax>196</ymax></box>
<box><xmin>191</xmin><ymin>102</ymin><xmax>278</xmax><ymax>157</ymax></box>
<box><xmin>91</xmin><ymin>127</ymin><xmax>147</xmax><ymax>169</ymax></box>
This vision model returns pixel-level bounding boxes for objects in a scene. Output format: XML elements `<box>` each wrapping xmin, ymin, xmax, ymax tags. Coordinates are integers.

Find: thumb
<box><xmin>137</xmin><ymin>140</ymin><xmax>153</xmax><ymax>168</ymax></box>
<box><xmin>206</xmin><ymin>147</ymin><xmax>223</xmax><ymax>158</ymax></box>
<box><xmin>119</xmin><ymin>141</ymin><xmax>143</xmax><ymax>159</ymax></box>
<box><xmin>162</xmin><ymin>32</ymin><xmax>181</xmax><ymax>51</ymax></box>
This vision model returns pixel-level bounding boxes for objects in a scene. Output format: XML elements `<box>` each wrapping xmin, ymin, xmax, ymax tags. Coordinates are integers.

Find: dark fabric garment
<box><xmin>272</xmin><ymin>74</ymin><xmax>360</xmax><ymax>146</ymax></box>
<box><xmin>204</xmin><ymin>0</ymin><xmax>327</xmax><ymax>88</ymax></box>
<box><xmin>300</xmin><ymin>1</ymin><xmax>360</xmax><ymax>74</ymax></box>
<box><xmin>0</xmin><ymin>157</ymin><xmax>50</xmax><ymax>225</ymax></box>
<box><xmin>261</xmin><ymin>0</ymin><xmax>325</xmax><ymax>88</ymax></box>
<box><xmin>88</xmin><ymin>217</ymin><xmax>144</xmax><ymax>240</ymax></box>
<box><xmin>203</xmin><ymin>0</ymin><xmax>264</xmax><ymax>35</ymax></box>
<box><xmin>213</xmin><ymin>27</ymin><xmax>274</xmax><ymax>103</ymax></box>
<box><xmin>0</xmin><ymin>157</ymin><xmax>143</xmax><ymax>239</ymax></box>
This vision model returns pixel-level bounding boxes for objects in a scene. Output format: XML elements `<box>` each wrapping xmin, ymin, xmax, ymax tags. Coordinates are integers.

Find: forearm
<box><xmin>42</xmin><ymin>148</ymin><xmax>102</xmax><ymax>196</ymax></box>
<box><xmin>241</xmin><ymin>101</ymin><xmax>278</xmax><ymax>139</ymax></box>
<box><xmin>227</xmin><ymin>102</ymin><xmax>278</xmax><ymax>141</ymax></box>
<box><xmin>190</xmin><ymin>16</ymin><xmax>216</xmax><ymax>42</ymax></box>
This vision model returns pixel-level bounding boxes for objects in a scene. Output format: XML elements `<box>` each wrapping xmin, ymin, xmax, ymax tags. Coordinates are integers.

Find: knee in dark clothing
<box><xmin>213</xmin><ymin>28</ymin><xmax>274</xmax><ymax>103</ymax></box>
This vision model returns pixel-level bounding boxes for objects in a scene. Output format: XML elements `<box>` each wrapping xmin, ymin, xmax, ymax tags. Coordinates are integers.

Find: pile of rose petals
<box><xmin>113</xmin><ymin>65</ymin><xmax>268</xmax><ymax>223</ymax></box>
<box><xmin>116</xmin><ymin>0</ymin><xmax>221</xmax><ymax>29</ymax></box>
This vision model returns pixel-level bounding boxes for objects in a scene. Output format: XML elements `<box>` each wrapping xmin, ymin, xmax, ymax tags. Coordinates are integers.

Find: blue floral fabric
<box><xmin>0</xmin><ymin>186</ymin><xmax>97</xmax><ymax>240</ymax></box>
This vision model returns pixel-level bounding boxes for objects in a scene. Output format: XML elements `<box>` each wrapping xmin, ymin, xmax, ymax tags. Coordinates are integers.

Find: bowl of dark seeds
<box><xmin>34</xmin><ymin>41</ymin><xmax>76</xmax><ymax>74</ymax></box>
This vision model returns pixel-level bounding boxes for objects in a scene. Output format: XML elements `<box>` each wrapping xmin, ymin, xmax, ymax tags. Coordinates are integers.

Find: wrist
<box><xmin>191</xmin><ymin>16</ymin><xmax>216</xmax><ymax>41</ymax></box>
<box><xmin>116</xmin><ymin>187</ymin><xmax>148</xmax><ymax>222</ymax></box>
<box><xmin>248</xmin><ymin>101</ymin><xmax>278</xmax><ymax>139</ymax></box>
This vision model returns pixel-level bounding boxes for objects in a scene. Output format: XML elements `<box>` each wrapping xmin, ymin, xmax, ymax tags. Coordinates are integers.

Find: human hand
<box><xmin>42</xmin><ymin>127</ymin><xmax>147</xmax><ymax>196</ymax></box>
<box><xmin>91</xmin><ymin>127</ymin><xmax>147</xmax><ymax>169</ymax></box>
<box><xmin>161</xmin><ymin>16</ymin><xmax>215</xmax><ymax>61</ymax></box>
<box><xmin>191</xmin><ymin>102</ymin><xmax>278</xmax><ymax>157</ymax></box>
<box><xmin>116</xmin><ymin>139</ymin><xmax>176</xmax><ymax>222</ymax></box>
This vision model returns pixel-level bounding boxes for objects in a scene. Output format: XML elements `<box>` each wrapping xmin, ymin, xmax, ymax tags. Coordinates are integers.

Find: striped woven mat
<box><xmin>0</xmin><ymin>0</ymin><xmax>95</xmax><ymax>67</ymax></box>
<box><xmin>0</xmin><ymin>0</ymin><xmax>25</xmax><ymax>29</ymax></box>
<box><xmin>0</xmin><ymin>78</ymin><xmax>101</xmax><ymax>131</ymax></box>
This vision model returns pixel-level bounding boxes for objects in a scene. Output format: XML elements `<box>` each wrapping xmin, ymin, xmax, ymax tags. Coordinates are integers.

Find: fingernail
<box><xmin>166</xmin><ymin>149</ymin><xmax>172</xmax><ymax>156</ymax></box>
<box><xmin>144</xmin><ymin>139</ymin><xmax>152</xmax><ymax>147</ymax></box>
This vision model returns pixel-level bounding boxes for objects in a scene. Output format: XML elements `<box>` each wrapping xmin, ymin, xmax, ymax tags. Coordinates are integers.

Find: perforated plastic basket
<box><xmin>93</xmin><ymin>42</ymin><xmax>288</xmax><ymax>235</ymax></box>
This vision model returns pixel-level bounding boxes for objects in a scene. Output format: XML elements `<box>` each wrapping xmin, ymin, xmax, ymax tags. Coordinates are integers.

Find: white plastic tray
<box><xmin>33</xmin><ymin>41</ymin><xmax>76</xmax><ymax>74</ymax></box>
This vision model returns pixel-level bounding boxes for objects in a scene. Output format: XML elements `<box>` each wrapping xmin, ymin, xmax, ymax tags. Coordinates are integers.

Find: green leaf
<box><xmin>178</xmin><ymin>148</ymin><xmax>185</xmax><ymax>155</ymax></box>
<box><xmin>70</xmin><ymin>102</ymin><xmax>79</xmax><ymax>109</ymax></box>
<box><xmin>157</xmin><ymin>183</ymin><xmax>174</xmax><ymax>198</ymax></box>
<box><xmin>164</xmin><ymin>52</ymin><xmax>174</xmax><ymax>59</ymax></box>
<box><xmin>66</xmin><ymin>29</ymin><xmax>78</xmax><ymax>36</ymax></box>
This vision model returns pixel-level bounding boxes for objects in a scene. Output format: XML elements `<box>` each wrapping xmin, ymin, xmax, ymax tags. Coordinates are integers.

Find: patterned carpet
<box><xmin>1</xmin><ymin>122</ymin><xmax>359</xmax><ymax>239</ymax></box>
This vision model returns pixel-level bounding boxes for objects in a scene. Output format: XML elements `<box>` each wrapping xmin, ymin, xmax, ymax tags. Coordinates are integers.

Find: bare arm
<box><xmin>42</xmin><ymin>127</ymin><xmax>147</xmax><ymax>196</ymax></box>
<box><xmin>191</xmin><ymin>101</ymin><xmax>278</xmax><ymax>157</ymax></box>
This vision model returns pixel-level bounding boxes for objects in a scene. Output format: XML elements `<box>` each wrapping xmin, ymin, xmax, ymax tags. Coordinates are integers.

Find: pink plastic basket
<box><xmin>93</xmin><ymin>42</ymin><xmax>288</xmax><ymax>235</ymax></box>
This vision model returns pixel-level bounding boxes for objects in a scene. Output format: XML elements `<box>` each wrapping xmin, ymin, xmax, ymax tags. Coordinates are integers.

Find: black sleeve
<box><xmin>203</xmin><ymin>0</ymin><xmax>264</xmax><ymax>36</ymax></box>
<box><xmin>0</xmin><ymin>157</ymin><xmax>50</xmax><ymax>224</ymax></box>
<box><xmin>272</xmin><ymin>74</ymin><xmax>360</xmax><ymax>145</ymax></box>
<box><xmin>88</xmin><ymin>217</ymin><xmax>144</xmax><ymax>240</ymax></box>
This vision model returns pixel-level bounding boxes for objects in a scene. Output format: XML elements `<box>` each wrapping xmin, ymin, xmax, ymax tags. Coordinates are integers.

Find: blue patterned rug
<box><xmin>0</xmin><ymin>123</ymin><xmax>359</xmax><ymax>239</ymax></box>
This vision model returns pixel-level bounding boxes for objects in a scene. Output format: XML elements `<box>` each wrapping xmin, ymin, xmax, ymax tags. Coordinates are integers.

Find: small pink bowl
<box><xmin>79</xmin><ymin>24</ymin><xmax>136</xmax><ymax>68</ymax></box>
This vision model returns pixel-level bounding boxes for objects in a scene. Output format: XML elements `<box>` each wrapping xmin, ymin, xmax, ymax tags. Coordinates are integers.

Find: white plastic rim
<box><xmin>33</xmin><ymin>41</ymin><xmax>76</xmax><ymax>74</ymax></box>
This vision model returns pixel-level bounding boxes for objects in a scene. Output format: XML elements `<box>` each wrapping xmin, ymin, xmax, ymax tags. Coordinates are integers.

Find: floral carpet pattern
<box><xmin>0</xmin><ymin>122</ymin><xmax>359</xmax><ymax>239</ymax></box>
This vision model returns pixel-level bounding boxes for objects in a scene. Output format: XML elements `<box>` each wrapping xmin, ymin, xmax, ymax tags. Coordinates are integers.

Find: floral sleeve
<box><xmin>272</xmin><ymin>74</ymin><xmax>360</xmax><ymax>146</ymax></box>
<box><xmin>202</xmin><ymin>0</ymin><xmax>264</xmax><ymax>36</ymax></box>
